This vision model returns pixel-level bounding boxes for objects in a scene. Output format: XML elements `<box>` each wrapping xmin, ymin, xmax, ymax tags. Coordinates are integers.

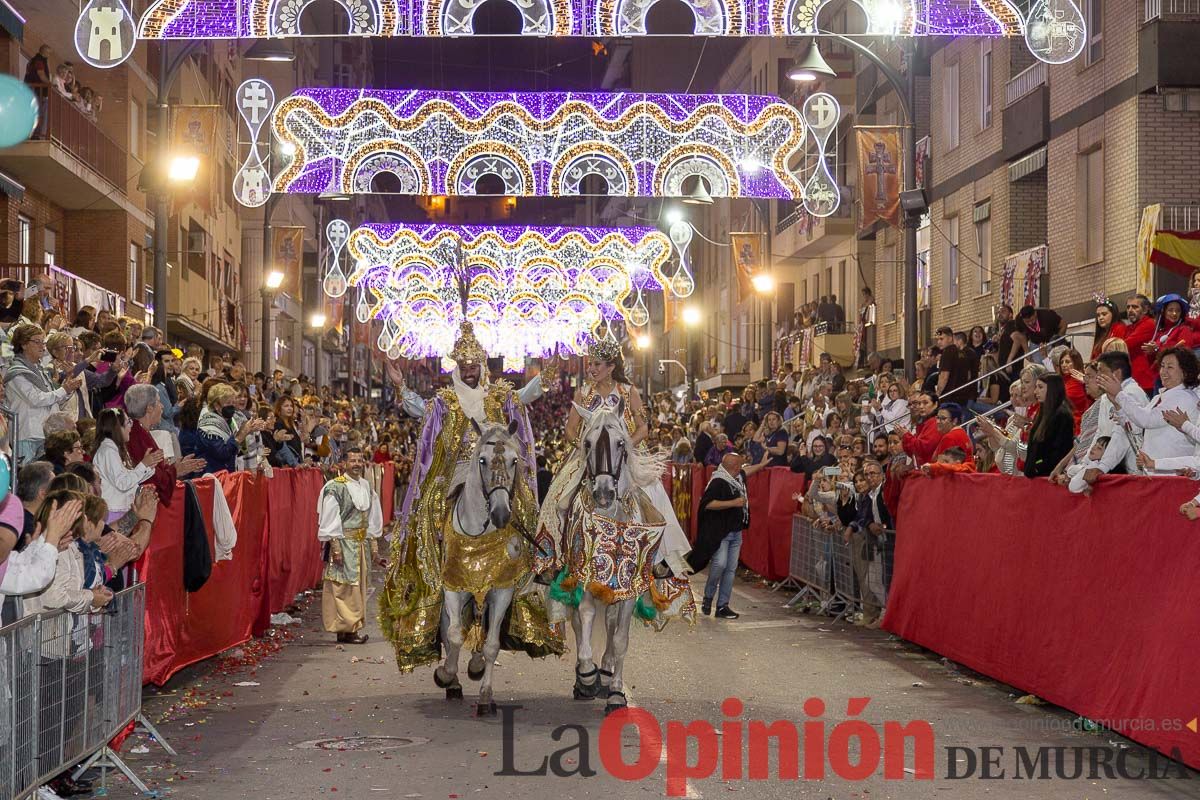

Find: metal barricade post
<box><xmin>0</xmin><ymin>583</ymin><xmax>161</xmax><ymax>800</ymax></box>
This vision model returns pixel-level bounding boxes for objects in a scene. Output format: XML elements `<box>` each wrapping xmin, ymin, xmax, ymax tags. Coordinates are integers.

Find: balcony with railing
<box><xmin>1004</xmin><ymin>62</ymin><xmax>1047</xmax><ymax>108</ymax></box>
<box><xmin>1002</xmin><ymin>63</ymin><xmax>1049</xmax><ymax>161</ymax></box>
<box><xmin>0</xmin><ymin>263</ymin><xmax>127</xmax><ymax>319</ymax></box>
<box><xmin>1145</xmin><ymin>0</ymin><xmax>1200</xmax><ymax>21</ymax></box>
<box><xmin>0</xmin><ymin>83</ymin><xmax>132</xmax><ymax>212</ymax></box>
<box><xmin>1139</xmin><ymin>2</ymin><xmax>1200</xmax><ymax>88</ymax></box>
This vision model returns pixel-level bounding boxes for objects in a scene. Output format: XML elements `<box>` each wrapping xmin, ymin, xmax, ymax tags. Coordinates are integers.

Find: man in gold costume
<box><xmin>379</xmin><ymin>321</ymin><xmax>563</xmax><ymax>672</ymax></box>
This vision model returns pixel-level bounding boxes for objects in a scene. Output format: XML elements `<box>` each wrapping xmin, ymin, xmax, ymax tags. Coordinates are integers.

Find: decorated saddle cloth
<box><xmin>563</xmin><ymin>490</ymin><xmax>665</xmax><ymax>605</ymax></box>
<box><xmin>380</xmin><ymin>508</ymin><xmax>564</xmax><ymax>673</ymax></box>
<box><xmin>555</xmin><ymin>490</ymin><xmax>697</xmax><ymax>629</ymax></box>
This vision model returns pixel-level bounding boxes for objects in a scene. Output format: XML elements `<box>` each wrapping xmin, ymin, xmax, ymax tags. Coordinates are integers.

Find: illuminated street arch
<box><xmin>341</xmin><ymin>223</ymin><xmax>681</xmax><ymax>359</ymax></box>
<box><xmin>271</xmin><ymin>89</ymin><xmax>808</xmax><ymax>200</ymax></box>
<box><xmin>113</xmin><ymin>0</ymin><xmax>1082</xmax><ymax>68</ymax></box>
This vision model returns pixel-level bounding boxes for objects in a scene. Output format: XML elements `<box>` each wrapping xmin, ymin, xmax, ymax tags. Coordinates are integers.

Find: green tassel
<box><xmin>549</xmin><ymin>568</ymin><xmax>583</xmax><ymax>608</ymax></box>
<box><xmin>634</xmin><ymin>595</ymin><xmax>657</xmax><ymax>622</ymax></box>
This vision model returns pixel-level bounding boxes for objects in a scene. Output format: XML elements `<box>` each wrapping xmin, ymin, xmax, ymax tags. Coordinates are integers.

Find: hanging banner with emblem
<box><xmin>170</xmin><ymin>105</ymin><xmax>218</xmax><ymax>215</ymax></box>
<box><xmin>271</xmin><ymin>226</ymin><xmax>305</xmax><ymax>301</ymax></box>
<box><xmin>730</xmin><ymin>231</ymin><xmax>766</xmax><ymax>304</ymax></box>
<box><xmin>856</xmin><ymin>126</ymin><xmax>903</xmax><ymax>231</ymax></box>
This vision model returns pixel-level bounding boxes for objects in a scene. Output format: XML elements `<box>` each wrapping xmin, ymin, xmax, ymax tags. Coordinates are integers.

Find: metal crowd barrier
<box><xmin>0</xmin><ymin>583</ymin><xmax>167</xmax><ymax>800</ymax></box>
<box><xmin>785</xmin><ymin>515</ymin><xmax>891</xmax><ymax>622</ymax></box>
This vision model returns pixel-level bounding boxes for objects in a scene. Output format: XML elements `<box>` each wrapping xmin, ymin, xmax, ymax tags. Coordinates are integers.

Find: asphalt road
<box><xmin>102</xmin><ymin>573</ymin><xmax>1200</xmax><ymax>800</ymax></box>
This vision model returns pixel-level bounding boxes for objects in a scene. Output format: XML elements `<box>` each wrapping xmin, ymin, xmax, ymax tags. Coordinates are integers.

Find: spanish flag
<box><xmin>1151</xmin><ymin>230</ymin><xmax>1200</xmax><ymax>277</ymax></box>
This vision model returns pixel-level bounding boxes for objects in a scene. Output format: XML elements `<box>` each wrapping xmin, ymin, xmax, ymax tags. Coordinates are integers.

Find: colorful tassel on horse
<box><xmin>549</xmin><ymin>568</ymin><xmax>583</xmax><ymax>608</ymax></box>
<box><xmin>634</xmin><ymin>595</ymin><xmax>657</xmax><ymax>622</ymax></box>
<box><xmin>587</xmin><ymin>581</ymin><xmax>616</xmax><ymax>606</ymax></box>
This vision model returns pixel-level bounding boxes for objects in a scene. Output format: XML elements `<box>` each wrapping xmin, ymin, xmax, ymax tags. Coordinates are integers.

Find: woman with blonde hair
<box><xmin>194</xmin><ymin>382</ymin><xmax>267</xmax><ymax>473</ymax></box>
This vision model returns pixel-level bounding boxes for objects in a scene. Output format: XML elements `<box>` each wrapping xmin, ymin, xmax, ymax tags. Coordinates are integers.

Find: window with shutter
<box><xmin>1077</xmin><ymin>146</ymin><xmax>1104</xmax><ymax>264</ymax></box>
<box><xmin>945</xmin><ymin>62</ymin><xmax>960</xmax><ymax>150</ymax></box>
<box><xmin>980</xmin><ymin>41</ymin><xmax>993</xmax><ymax>130</ymax></box>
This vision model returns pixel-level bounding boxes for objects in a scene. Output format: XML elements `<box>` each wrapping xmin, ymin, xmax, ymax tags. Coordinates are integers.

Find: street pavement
<box><xmin>103</xmin><ymin>574</ymin><xmax>1200</xmax><ymax>800</ymax></box>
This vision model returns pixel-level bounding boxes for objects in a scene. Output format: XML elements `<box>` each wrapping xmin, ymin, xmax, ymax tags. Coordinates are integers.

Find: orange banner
<box><xmin>271</xmin><ymin>226</ymin><xmax>305</xmax><ymax>301</ymax></box>
<box><xmin>856</xmin><ymin>126</ymin><xmax>903</xmax><ymax>230</ymax></box>
<box><xmin>170</xmin><ymin>105</ymin><xmax>218</xmax><ymax>215</ymax></box>
<box><xmin>730</xmin><ymin>232</ymin><xmax>765</xmax><ymax>303</ymax></box>
<box><xmin>326</xmin><ymin>295</ymin><xmax>344</xmax><ymax>335</ymax></box>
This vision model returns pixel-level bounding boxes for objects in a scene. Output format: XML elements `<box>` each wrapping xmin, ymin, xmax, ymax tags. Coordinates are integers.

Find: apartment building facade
<box><xmin>893</xmin><ymin>0</ymin><xmax>1200</xmax><ymax>362</ymax></box>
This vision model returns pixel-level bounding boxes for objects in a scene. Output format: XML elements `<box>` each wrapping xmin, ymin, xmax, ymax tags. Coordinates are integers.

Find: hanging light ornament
<box><xmin>670</xmin><ymin>266</ymin><xmax>695</xmax><ymax>298</ymax></box>
<box><xmin>626</xmin><ymin>287</ymin><xmax>650</xmax><ymax>327</ymax></box>
<box><xmin>1024</xmin><ymin>0</ymin><xmax>1087</xmax><ymax>64</ymax></box>
<box><xmin>324</xmin><ymin>220</ymin><xmax>349</xmax><ymax>298</ymax></box>
<box><xmin>355</xmin><ymin>283</ymin><xmax>371</xmax><ymax>323</ymax></box>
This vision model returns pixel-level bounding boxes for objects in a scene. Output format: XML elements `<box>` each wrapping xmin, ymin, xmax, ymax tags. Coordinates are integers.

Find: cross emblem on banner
<box><xmin>865</xmin><ymin>141</ymin><xmax>896</xmax><ymax>205</ymax></box>
<box><xmin>242</xmin><ymin>83</ymin><xmax>269</xmax><ymax>124</ymax></box>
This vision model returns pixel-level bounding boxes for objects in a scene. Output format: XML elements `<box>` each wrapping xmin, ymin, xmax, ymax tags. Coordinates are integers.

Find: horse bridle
<box><xmin>454</xmin><ymin>437</ymin><xmax>521</xmax><ymax>536</ymax></box>
<box><xmin>584</xmin><ymin>421</ymin><xmax>627</xmax><ymax>490</ymax></box>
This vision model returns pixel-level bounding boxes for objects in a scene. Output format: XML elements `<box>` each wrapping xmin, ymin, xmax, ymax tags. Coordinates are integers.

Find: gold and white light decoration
<box><xmin>340</xmin><ymin>223</ymin><xmax>687</xmax><ymax>361</ymax></box>
<box><xmin>111</xmin><ymin>1</ymin><xmax>1078</xmax><ymax>67</ymax></box>
<box><xmin>269</xmin><ymin>89</ymin><xmax>808</xmax><ymax>201</ymax></box>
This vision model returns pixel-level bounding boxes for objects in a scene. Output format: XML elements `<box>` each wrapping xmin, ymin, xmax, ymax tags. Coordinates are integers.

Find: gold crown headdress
<box><xmin>449</xmin><ymin>321</ymin><xmax>488</xmax><ymax>365</ymax></box>
<box><xmin>588</xmin><ymin>338</ymin><xmax>622</xmax><ymax>362</ymax></box>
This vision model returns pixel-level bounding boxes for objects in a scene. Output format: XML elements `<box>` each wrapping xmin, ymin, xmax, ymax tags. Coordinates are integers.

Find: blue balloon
<box><xmin>0</xmin><ymin>75</ymin><xmax>38</xmax><ymax>150</ymax></box>
<box><xmin>0</xmin><ymin>454</ymin><xmax>10</xmax><ymax>504</ymax></box>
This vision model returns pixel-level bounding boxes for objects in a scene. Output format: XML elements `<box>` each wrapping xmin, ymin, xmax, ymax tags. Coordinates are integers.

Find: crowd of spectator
<box><xmin>0</xmin><ymin>277</ymin><xmax>416</xmax><ymax>800</ymax></box>
<box><xmin>621</xmin><ymin>288</ymin><xmax>1200</xmax><ymax>620</ymax></box>
<box><xmin>24</xmin><ymin>44</ymin><xmax>103</xmax><ymax>125</ymax></box>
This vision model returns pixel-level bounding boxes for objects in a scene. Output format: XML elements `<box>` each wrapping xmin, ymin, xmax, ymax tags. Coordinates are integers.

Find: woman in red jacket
<box><xmin>1145</xmin><ymin>294</ymin><xmax>1194</xmax><ymax>365</ymax></box>
<box><xmin>1057</xmin><ymin>348</ymin><xmax>1092</xmax><ymax>435</ymax></box>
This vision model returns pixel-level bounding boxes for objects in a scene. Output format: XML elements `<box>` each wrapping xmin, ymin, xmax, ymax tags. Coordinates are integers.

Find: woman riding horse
<box><xmin>534</xmin><ymin>338</ymin><xmax>694</xmax><ymax>712</ymax></box>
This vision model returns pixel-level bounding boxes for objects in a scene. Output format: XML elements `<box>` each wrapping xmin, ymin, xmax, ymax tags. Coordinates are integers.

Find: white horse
<box><xmin>432</xmin><ymin>418</ymin><xmax>526</xmax><ymax>716</ymax></box>
<box><xmin>564</xmin><ymin>401</ymin><xmax>669</xmax><ymax>715</ymax></box>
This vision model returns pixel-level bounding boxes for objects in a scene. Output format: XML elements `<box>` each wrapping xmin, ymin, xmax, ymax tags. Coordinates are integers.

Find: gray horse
<box><xmin>432</xmin><ymin>418</ymin><xmax>526</xmax><ymax>716</ymax></box>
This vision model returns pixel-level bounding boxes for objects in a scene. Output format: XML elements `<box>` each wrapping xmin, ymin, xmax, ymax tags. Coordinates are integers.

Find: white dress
<box><xmin>576</xmin><ymin>383</ymin><xmax>691</xmax><ymax>575</ymax></box>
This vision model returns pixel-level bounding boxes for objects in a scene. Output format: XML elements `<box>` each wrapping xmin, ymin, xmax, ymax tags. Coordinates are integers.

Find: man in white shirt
<box><xmin>1098</xmin><ymin>347</ymin><xmax>1200</xmax><ymax>472</ymax></box>
<box><xmin>1082</xmin><ymin>351</ymin><xmax>1145</xmax><ymax>485</ymax></box>
<box><xmin>317</xmin><ymin>447</ymin><xmax>383</xmax><ymax>644</ymax></box>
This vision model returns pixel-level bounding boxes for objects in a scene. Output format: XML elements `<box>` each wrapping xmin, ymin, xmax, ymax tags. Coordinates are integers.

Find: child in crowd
<box><xmin>1066</xmin><ymin>436</ymin><xmax>1110</xmax><ymax>495</ymax></box>
<box><xmin>922</xmin><ymin>447</ymin><xmax>973</xmax><ymax>476</ymax></box>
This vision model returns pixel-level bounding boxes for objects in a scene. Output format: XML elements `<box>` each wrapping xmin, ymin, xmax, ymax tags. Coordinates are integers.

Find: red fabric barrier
<box><xmin>884</xmin><ymin>473</ymin><xmax>1200</xmax><ymax>769</ymax></box>
<box><xmin>737</xmin><ymin>468</ymin><xmax>806</xmax><ymax>581</ymax></box>
<box><xmin>140</xmin><ymin>472</ymin><xmax>270</xmax><ymax>686</ymax></box>
<box><xmin>265</xmin><ymin>468</ymin><xmax>326</xmax><ymax>615</ymax></box>
<box><xmin>667</xmin><ymin>465</ymin><xmax>805</xmax><ymax>580</ymax></box>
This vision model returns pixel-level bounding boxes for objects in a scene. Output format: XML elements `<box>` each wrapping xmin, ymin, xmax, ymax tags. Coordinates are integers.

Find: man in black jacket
<box><xmin>687</xmin><ymin>449</ymin><xmax>769</xmax><ymax>619</ymax></box>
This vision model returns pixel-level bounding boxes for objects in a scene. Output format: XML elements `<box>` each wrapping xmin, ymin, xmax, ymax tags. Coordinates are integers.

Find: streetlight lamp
<box><xmin>681</xmin><ymin>305</ymin><xmax>701</xmax><ymax>398</ymax></box>
<box><xmin>806</xmin><ymin>34</ymin><xmax>923</xmax><ymax>378</ymax></box>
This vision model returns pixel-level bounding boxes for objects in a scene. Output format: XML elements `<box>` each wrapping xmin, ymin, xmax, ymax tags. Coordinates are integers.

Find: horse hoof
<box><xmin>446</xmin><ymin>685</ymin><xmax>464</xmax><ymax>700</ymax></box>
<box><xmin>475</xmin><ymin>702</ymin><xmax>498</xmax><ymax>717</ymax></box>
<box><xmin>467</xmin><ymin>656</ymin><xmax>486</xmax><ymax>682</ymax></box>
<box><xmin>433</xmin><ymin>667</ymin><xmax>453</xmax><ymax>689</ymax></box>
<box><xmin>604</xmin><ymin>690</ymin><xmax>628</xmax><ymax>715</ymax></box>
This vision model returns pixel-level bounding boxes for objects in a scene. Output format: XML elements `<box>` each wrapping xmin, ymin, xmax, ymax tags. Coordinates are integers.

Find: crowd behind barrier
<box><xmin>658</xmin><ymin>466</ymin><xmax>1200</xmax><ymax>771</ymax></box>
<box><xmin>1</xmin><ymin>585</ymin><xmax>146</xmax><ymax>800</ymax></box>
<box><xmin>140</xmin><ymin>463</ymin><xmax>393</xmax><ymax>686</ymax></box>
